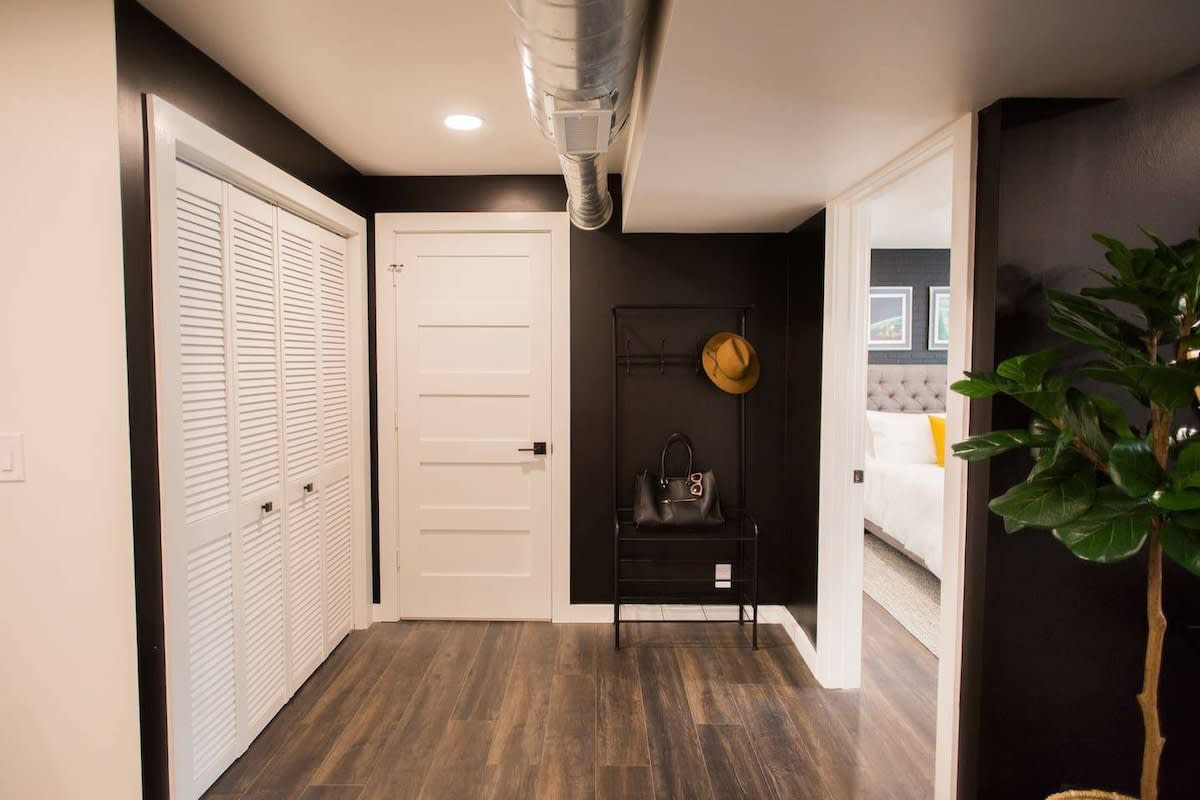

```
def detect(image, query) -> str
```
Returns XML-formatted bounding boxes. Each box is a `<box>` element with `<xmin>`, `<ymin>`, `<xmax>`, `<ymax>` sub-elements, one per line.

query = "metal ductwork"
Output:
<box><xmin>507</xmin><ymin>0</ymin><xmax>650</xmax><ymax>230</ymax></box>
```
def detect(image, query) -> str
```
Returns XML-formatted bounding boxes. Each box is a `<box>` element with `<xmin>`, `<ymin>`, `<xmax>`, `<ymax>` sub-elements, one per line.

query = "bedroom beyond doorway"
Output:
<box><xmin>861</xmin><ymin>153</ymin><xmax>953</xmax><ymax>657</ymax></box>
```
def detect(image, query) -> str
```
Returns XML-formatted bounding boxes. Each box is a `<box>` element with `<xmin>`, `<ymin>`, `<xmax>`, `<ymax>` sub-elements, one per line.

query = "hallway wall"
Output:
<box><xmin>113</xmin><ymin>0</ymin><xmax>364</xmax><ymax>794</ymax></box>
<box><xmin>967</xmin><ymin>67</ymin><xmax>1200</xmax><ymax>798</ymax></box>
<box><xmin>0</xmin><ymin>1</ymin><xmax>142</xmax><ymax>797</ymax></box>
<box><xmin>365</xmin><ymin>177</ymin><xmax>821</xmax><ymax>606</ymax></box>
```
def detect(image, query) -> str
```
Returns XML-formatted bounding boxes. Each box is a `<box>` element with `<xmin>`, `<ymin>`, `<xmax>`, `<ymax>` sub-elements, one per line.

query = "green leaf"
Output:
<box><xmin>989</xmin><ymin>468</ymin><xmax>1096</xmax><ymax>527</ymax></box>
<box><xmin>951</xmin><ymin>371</ymin><xmax>1015</xmax><ymax>399</ymax></box>
<box><xmin>1120</xmin><ymin>365</ymin><xmax>1198</xmax><ymax>410</ymax></box>
<box><xmin>1176</xmin><ymin>440</ymin><xmax>1200</xmax><ymax>475</ymax></box>
<box><xmin>1172</xmin><ymin>510</ymin><xmax>1200</xmax><ymax>529</ymax></box>
<box><xmin>1046</xmin><ymin>290</ymin><xmax>1146</xmax><ymax>359</ymax></box>
<box><xmin>1063</xmin><ymin>390</ymin><xmax>1111</xmax><ymax>459</ymax></box>
<box><xmin>1152</xmin><ymin>489</ymin><xmax>1200</xmax><ymax>511</ymax></box>
<box><xmin>996</xmin><ymin>348</ymin><xmax>1062</xmax><ymax>390</ymax></box>
<box><xmin>1051</xmin><ymin>487</ymin><xmax>1151</xmax><ymax>563</ymax></box>
<box><xmin>1090</xmin><ymin>394</ymin><xmax>1135</xmax><ymax>439</ymax></box>
<box><xmin>1004</xmin><ymin>516</ymin><xmax>1028</xmax><ymax>534</ymax></box>
<box><xmin>1161</xmin><ymin>522</ymin><xmax>1200</xmax><ymax>576</ymax></box>
<box><xmin>1107</xmin><ymin>439</ymin><xmax>1164</xmax><ymax>497</ymax></box>
<box><xmin>1011</xmin><ymin>390</ymin><xmax>1068</xmax><ymax>421</ymax></box>
<box><xmin>952</xmin><ymin>429</ymin><xmax>1058</xmax><ymax>462</ymax></box>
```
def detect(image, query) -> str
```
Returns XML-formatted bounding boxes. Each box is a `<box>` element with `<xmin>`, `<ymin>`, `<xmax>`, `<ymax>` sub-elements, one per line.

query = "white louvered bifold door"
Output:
<box><xmin>163</xmin><ymin>162</ymin><xmax>240</xmax><ymax>798</ymax></box>
<box><xmin>160</xmin><ymin>161</ymin><xmax>355</xmax><ymax>800</ymax></box>
<box><xmin>278</xmin><ymin>208</ymin><xmax>326</xmax><ymax>687</ymax></box>
<box><xmin>228</xmin><ymin>185</ymin><xmax>287</xmax><ymax>743</ymax></box>
<box><xmin>318</xmin><ymin>226</ymin><xmax>353</xmax><ymax>645</ymax></box>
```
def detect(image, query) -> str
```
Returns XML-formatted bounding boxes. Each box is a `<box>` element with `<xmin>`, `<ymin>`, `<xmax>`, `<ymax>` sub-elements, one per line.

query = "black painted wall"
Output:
<box><xmin>966</xmin><ymin>68</ymin><xmax>1200</xmax><ymax>799</ymax></box>
<box><xmin>114</xmin><ymin>1</ymin><xmax>364</xmax><ymax>796</ymax></box>
<box><xmin>784</xmin><ymin>212</ymin><xmax>826</xmax><ymax>639</ymax></box>
<box><xmin>365</xmin><ymin>176</ymin><xmax>820</xmax><ymax>605</ymax></box>
<box><xmin>869</xmin><ymin>249</ymin><xmax>949</xmax><ymax>365</ymax></box>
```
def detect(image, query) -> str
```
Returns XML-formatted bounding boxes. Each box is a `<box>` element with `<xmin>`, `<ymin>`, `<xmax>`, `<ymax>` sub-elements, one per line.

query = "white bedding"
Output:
<box><xmin>863</xmin><ymin>454</ymin><xmax>944</xmax><ymax>578</ymax></box>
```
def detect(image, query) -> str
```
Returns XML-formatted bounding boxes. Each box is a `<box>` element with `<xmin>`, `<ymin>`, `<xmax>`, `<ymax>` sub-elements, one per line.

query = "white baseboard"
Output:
<box><xmin>762</xmin><ymin>605</ymin><xmax>820</xmax><ymax>678</ymax></box>
<box><xmin>371</xmin><ymin>603</ymin><xmax>391</xmax><ymax>623</ymax></box>
<box><xmin>553</xmin><ymin>603</ymin><xmax>612</xmax><ymax>623</ymax></box>
<box><xmin>378</xmin><ymin>601</ymin><xmax>820</xmax><ymax>682</ymax></box>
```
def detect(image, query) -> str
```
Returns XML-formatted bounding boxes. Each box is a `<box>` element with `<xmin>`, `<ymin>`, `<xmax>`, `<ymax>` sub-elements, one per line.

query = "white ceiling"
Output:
<box><xmin>870</xmin><ymin>150</ymin><xmax>952</xmax><ymax>249</ymax></box>
<box><xmin>141</xmin><ymin>0</ymin><xmax>1200</xmax><ymax>231</ymax></box>
<box><xmin>139</xmin><ymin>0</ymin><xmax>624</xmax><ymax>175</ymax></box>
<box><xmin>622</xmin><ymin>0</ymin><xmax>1200</xmax><ymax>232</ymax></box>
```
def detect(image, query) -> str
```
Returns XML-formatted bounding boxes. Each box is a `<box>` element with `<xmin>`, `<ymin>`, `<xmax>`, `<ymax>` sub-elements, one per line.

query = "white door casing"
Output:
<box><xmin>393</xmin><ymin>232</ymin><xmax>552</xmax><ymax>619</ymax></box>
<box><xmin>375</xmin><ymin>212</ymin><xmax>571</xmax><ymax>623</ymax></box>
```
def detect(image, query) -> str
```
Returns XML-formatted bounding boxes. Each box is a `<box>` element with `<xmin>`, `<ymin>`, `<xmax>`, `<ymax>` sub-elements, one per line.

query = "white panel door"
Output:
<box><xmin>392</xmin><ymin>232</ymin><xmax>552</xmax><ymax>619</ymax></box>
<box><xmin>318</xmin><ymin>227</ymin><xmax>354</xmax><ymax>643</ymax></box>
<box><xmin>277</xmin><ymin>208</ymin><xmax>325</xmax><ymax>687</ymax></box>
<box><xmin>162</xmin><ymin>162</ymin><xmax>240</xmax><ymax>797</ymax></box>
<box><xmin>227</xmin><ymin>185</ymin><xmax>287</xmax><ymax>741</ymax></box>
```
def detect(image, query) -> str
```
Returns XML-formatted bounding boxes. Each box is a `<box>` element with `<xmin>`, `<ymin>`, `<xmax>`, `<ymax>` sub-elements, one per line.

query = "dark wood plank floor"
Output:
<box><xmin>204</xmin><ymin>596</ymin><xmax>935</xmax><ymax>799</ymax></box>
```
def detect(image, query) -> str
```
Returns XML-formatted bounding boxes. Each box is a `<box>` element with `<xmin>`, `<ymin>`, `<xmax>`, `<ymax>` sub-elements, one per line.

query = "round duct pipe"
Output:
<box><xmin>507</xmin><ymin>0</ymin><xmax>650</xmax><ymax>230</ymax></box>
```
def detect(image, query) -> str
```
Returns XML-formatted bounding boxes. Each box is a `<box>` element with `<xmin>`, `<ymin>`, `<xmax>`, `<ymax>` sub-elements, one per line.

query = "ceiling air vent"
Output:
<box><xmin>550</xmin><ymin>109</ymin><xmax>614</xmax><ymax>156</ymax></box>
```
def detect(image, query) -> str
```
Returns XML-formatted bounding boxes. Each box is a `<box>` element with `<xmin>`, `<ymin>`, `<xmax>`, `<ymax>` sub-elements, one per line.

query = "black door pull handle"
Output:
<box><xmin>517</xmin><ymin>442</ymin><xmax>548</xmax><ymax>455</ymax></box>
<box><xmin>261</xmin><ymin>501</ymin><xmax>273</xmax><ymax>514</ymax></box>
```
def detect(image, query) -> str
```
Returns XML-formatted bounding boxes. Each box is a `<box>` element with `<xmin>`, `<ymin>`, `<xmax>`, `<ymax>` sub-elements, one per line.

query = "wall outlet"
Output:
<box><xmin>715</xmin><ymin>562</ymin><xmax>731</xmax><ymax>589</ymax></box>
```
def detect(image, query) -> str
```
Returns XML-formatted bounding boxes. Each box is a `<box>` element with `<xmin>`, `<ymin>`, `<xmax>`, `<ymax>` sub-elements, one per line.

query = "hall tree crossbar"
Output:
<box><xmin>611</xmin><ymin>304</ymin><xmax>760</xmax><ymax>649</ymax></box>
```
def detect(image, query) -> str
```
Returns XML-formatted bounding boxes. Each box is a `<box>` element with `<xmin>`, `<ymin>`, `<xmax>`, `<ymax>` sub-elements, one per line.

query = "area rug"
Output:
<box><xmin>863</xmin><ymin>532</ymin><xmax>941</xmax><ymax>655</ymax></box>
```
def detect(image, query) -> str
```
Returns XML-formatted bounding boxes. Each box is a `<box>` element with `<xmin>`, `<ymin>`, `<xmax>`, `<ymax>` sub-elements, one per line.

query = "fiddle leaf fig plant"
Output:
<box><xmin>952</xmin><ymin>228</ymin><xmax>1200</xmax><ymax>800</ymax></box>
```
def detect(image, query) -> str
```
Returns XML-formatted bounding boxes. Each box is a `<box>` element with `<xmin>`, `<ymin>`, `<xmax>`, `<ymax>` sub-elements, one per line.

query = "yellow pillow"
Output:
<box><xmin>928</xmin><ymin>415</ymin><xmax>946</xmax><ymax>468</ymax></box>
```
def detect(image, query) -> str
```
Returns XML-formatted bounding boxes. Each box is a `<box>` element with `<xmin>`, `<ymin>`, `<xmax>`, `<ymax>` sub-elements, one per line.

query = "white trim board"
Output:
<box><xmin>146</xmin><ymin>96</ymin><xmax>371</xmax><ymax>799</ymax></box>
<box><xmin>815</xmin><ymin>114</ymin><xmax>976</xmax><ymax>800</ymax></box>
<box><xmin>373</xmin><ymin>212</ymin><xmax>571</xmax><ymax>623</ymax></box>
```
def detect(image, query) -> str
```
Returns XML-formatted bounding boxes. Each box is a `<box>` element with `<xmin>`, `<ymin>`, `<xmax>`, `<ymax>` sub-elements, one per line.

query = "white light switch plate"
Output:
<box><xmin>0</xmin><ymin>433</ymin><xmax>25</xmax><ymax>482</ymax></box>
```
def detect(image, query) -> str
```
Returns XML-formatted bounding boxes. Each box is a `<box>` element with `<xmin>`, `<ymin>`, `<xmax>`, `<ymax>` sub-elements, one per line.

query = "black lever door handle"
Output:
<box><xmin>517</xmin><ymin>442</ymin><xmax>548</xmax><ymax>455</ymax></box>
<box><xmin>261</xmin><ymin>501</ymin><xmax>274</xmax><ymax>514</ymax></box>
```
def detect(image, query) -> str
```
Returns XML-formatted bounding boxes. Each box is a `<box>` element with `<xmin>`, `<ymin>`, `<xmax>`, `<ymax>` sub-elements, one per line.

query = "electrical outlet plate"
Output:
<box><xmin>715</xmin><ymin>563</ymin><xmax>732</xmax><ymax>580</ymax></box>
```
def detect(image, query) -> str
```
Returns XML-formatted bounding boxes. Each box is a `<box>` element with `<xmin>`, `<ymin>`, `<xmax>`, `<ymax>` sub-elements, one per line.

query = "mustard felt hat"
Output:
<box><xmin>702</xmin><ymin>332</ymin><xmax>760</xmax><ymax>394</ymax></box>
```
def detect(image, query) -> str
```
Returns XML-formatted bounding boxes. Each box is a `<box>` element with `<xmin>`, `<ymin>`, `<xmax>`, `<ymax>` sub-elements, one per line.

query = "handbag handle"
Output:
<box><xmin>660</xmin><ymin>433</ymin><xmax>695</xmax><ymax>483</ymax></box>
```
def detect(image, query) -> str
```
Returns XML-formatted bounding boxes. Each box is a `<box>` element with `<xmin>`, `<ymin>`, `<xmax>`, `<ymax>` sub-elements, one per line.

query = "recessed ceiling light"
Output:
<box><xmin>444</xmin><ymin>114</ymin><xmax>484</xmax><ymax>131</ymax></box>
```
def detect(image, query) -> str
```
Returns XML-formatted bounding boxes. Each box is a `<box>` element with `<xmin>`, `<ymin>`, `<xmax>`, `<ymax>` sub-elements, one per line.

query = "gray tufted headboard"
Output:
<box><xmin>866</xmin><ymin>364</ymin><xmax>947</xmax><ymax>412</ymax></box>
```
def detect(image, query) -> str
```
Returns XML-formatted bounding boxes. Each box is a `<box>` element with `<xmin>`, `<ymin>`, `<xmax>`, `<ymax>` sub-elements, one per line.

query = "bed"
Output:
<box><xmin>864</xmin><ymin>364</ymin><xmax>947</xmax><ymax>578</ymax></box>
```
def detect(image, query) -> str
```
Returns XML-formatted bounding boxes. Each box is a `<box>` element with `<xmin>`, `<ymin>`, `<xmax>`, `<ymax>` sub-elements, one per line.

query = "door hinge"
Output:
<box><xmin>393</xmin><ymin>407</ymin><xmax>399</xmax><ymax>430</ymax></box>
<box><xmin>853</xmin><ymin>469</ymin><xmax>864</xmax><ymax>484</ymax></box>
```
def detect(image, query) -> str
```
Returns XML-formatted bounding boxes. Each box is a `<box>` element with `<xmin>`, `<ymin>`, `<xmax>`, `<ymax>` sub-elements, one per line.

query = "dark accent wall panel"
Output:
<box><xmin>968</xmin><ymin>68</ymin><xmax>1200</xmax><ymax>799</ymax></box>
<box><xmin>783</xmin><ymin>211</ymin><xmax>826</xmax><ymax>639</ymax></box>
<box><xmin>366</xmin><ymin>176</ymin><xmax>820</xmax><ymax>606</ymax></box>
<box><xmin>115</xmin><ymin>2</ymin><xmax>364</xmax><ymax>797</ymax></box>
<box><xmin>868</xmin><ymin>248</ymin><xmax>949</xmax><ymax>365</ymax></box>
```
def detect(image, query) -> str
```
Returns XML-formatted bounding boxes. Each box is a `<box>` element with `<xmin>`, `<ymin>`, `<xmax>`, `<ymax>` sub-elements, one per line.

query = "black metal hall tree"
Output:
<box><xmin>611</xmin><ymin>304</ymin><xmax>760</xmax><ymax>649</ymax></box>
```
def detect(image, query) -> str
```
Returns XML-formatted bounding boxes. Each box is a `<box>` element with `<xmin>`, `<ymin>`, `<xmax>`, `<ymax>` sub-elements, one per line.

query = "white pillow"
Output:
<box><xmin>866</xmin><ymin>410</ymin><xmax>937</xmax><ymax>464</ymax></box>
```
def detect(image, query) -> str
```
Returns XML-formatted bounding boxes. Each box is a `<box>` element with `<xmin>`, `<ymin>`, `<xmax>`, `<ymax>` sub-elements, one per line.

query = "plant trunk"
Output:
<box><xmin>1138</xmin><ymin>526</ymin><xmax>1166</xmax><ymax>800</ymax></box>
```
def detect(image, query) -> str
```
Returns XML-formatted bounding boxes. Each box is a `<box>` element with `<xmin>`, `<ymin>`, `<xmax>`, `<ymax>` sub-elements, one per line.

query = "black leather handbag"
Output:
<box><xmin>633</xmin><ymin>433</ymin><xmax>725</xmax><ymax>529</ymax></box>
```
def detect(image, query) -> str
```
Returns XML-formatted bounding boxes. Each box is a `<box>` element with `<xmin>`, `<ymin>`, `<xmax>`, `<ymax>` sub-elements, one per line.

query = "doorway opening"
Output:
<box><xmin>814</xmin><ymin>115</ymin><xmax>976</xmax><ymax>800</ymax></box>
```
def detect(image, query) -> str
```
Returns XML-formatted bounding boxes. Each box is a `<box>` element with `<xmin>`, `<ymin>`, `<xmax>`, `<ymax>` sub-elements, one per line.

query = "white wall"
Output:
<box><xmin>0</xmin><ymin>1</ymin><xmax>143</xmax><ymax>798</ymax></box>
